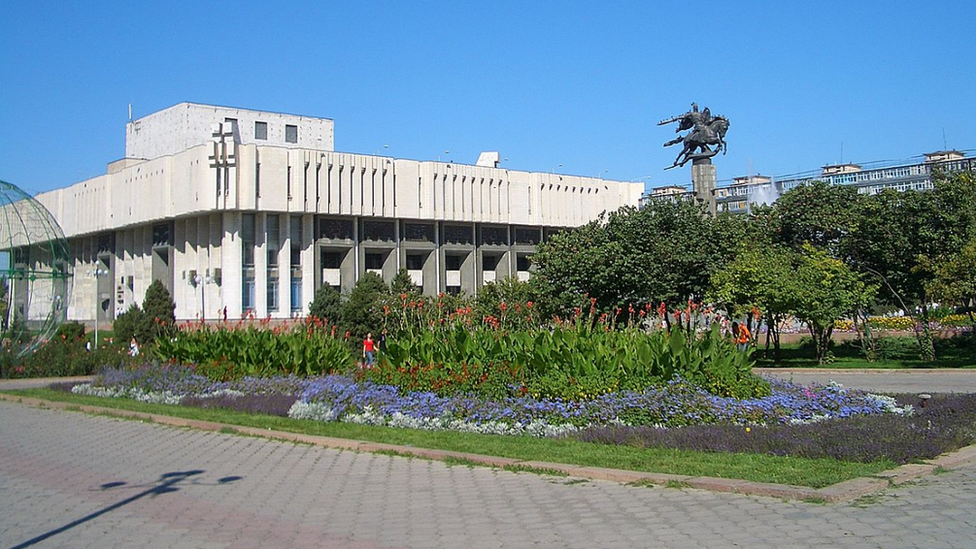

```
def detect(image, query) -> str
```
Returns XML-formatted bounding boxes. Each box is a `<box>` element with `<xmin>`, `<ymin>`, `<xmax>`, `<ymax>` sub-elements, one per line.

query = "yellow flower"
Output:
<box><xmin>745</xmin><ymin>427</ymin><xmax>751</xmax><ymax>433</ymax></box>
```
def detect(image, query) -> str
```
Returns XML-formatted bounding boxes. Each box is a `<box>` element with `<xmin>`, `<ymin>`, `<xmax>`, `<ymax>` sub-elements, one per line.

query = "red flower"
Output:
<box><xmin>500</xmin><ymin>302</ymin><xmax>508</xmax><ymax>312</ymax></box>
<box><xmin>526</xmin><ymin>301</ymin><xmax>533</xmax><ymax>309</ymax></box>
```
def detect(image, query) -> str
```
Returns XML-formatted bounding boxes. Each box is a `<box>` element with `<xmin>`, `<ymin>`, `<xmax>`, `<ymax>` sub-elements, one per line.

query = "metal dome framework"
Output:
<box><xmin>0</xmin><ymin>179</ymin><xmax>72</xmax><ymax>356</ymax></box>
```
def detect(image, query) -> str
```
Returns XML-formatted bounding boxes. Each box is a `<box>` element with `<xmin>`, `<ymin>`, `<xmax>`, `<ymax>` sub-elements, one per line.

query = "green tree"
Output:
<box><xmin>844</xmin><ymin>178</ymin><xmax>975</xmax><ymax>359</ymax></box>
<box><xmin>340</xmin><ymin>272</ymin><xmax>389</xmax><ymax>338</ymax></box>
<box><xmin>709</xmin><ymin>244</ymin><xmax>796</xmax><ymax>360</ymax></box>
<box><xmin>925</xmin><ymin>235</ymin><xmax>976</xmax><ymax>329</ymax></box>
<box><xmin>475</xmin><ymin>276</ymin><xmax>540</xmax><ymax>326</ymax></box>
<box><xmin>390</xmin><ymin>268</ymin><xmax>419</xmax><ymax>296</ymax></box>
<box><xmin>532</xmin><ymin>200</ymin><xmax>735</xmax><ymax>316</ymax></box>
<box><xmin>142</xmin><ymin>280</ymin><xmax>176</xmax><ymax>341</ymax></box>
<box><xmin>112</xmin><ymin>304</ymin><xmax>147</xmax><ymax>349</ymax></box>
<box><xmin>308</xmin><ymin>285</ymin><xmax>343</xmax><ymax>325</ymax></box>
<box><xmin>789</xmin><ymin>245</ymin><xmax>875</xmax><ymax>364</ymax></box>
<box><xmin>770</xmin><ymin>181</ymin><xmax>861</xmax><ymax>255</ymax></box>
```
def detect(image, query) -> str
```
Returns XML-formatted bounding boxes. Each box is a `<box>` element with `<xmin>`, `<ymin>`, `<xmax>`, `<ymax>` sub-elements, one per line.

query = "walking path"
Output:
<box><xmin>754</xmin><ymin>368</ymin><xmax>976</xmax><ymax>394</ymax></box>
<box><xmin>2</xmin><ymin>398</ymin><xmax>976</xmax><ymax>548</ymax></box>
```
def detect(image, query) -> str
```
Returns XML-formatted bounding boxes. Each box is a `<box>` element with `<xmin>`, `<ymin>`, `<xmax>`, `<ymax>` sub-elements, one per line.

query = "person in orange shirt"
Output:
<box><xmin>735</xmin><ymin>321</ymin><xmax>751</xmax><ymax>352</ymax></box>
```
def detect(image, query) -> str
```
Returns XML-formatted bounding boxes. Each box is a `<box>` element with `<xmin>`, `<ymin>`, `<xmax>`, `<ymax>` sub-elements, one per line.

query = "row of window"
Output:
<box><xmin>241</xmin><ymin>276</ymin><xmax>302</xmax><ymax>313</ymax></box>
<box><xmin>253</xmin><ymin>120</ymin><xmax>298</xmax><ymax>144</ymax></box>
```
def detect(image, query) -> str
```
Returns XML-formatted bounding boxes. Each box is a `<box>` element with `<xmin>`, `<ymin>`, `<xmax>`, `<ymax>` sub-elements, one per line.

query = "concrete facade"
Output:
<box><xmin>36</xmin><ymin>103</ymin><xmax>642</xmax><ymax>322</ymax></box>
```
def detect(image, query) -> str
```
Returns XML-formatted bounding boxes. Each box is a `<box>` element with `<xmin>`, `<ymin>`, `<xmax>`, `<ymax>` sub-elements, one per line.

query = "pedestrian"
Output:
<box><xmin>362</xmin><ymin>332</ymin><xmax>375</xmax><ymax>367</ymax></box>
<box><xmin>378</xmin><ymin>329</ymin><xmax>387</xmax><ymax>352</ymax></box>
<box><xmin>735</xmin><ymin>321</ymin><xmax>751</xmax><ymax>352</ymax></box>
<box><xmin>222</xmin><ymin>306</ymin><xmax>228</xmax><ymax>323</ymax></box>
<box><xmin>128</xmin><ymin>336</ymin><xmax>140</xmax><ymax>357</ymax></box>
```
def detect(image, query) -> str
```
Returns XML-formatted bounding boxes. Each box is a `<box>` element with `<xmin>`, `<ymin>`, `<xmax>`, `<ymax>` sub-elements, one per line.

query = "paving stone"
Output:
<box><xmin>3</xmin><ymin>400</ymin><xmax>976</xmax><ymax>548</ymax></box>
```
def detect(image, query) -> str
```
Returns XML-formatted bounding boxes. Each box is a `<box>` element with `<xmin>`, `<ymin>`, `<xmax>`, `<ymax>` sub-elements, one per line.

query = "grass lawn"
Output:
<box><xmin>754</xmin><ymin>337</ymin><xmax>976</xmax><ymax>369</ymax></box>
<box><xmin>8</xmin><ymin>388</ymin><xmax>892</xmax><ymax>489</ymax></box>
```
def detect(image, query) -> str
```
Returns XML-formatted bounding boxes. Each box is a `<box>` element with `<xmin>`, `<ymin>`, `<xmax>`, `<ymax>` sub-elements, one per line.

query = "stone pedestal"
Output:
<box><xmin>691</xmin><ymin>159</ymin><xmax>717</xmax><ymax>215</ymax></box>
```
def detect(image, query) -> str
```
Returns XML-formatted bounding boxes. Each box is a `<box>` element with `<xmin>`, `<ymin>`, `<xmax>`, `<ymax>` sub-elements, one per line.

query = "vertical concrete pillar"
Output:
<box><xmin>221</xmin><ymin>212</ymin><xmax>242</xmax><ymax>319</ymax></box>
<box><xmin>254</xmin><ymin>212</ymin><xmax>268</xmax><ymax>318</ymax></box>
<box><xmin>301</xmin><ymin>214</ymin><xmax>315</xmax><ymax>315</ymax></box>
<box><xmin>691</xmin><ymin>159</ymin><xmax>717</xmax><ymax>216</ymax></box>
<box><xmin>277</xmin><ymin>213</ymin><xmax>290</xmax><ymax>318</ymax></box>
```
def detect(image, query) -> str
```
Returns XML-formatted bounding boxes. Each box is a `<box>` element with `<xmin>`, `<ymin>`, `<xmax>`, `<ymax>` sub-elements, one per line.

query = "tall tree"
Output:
<box><xmin>308</xmin><ymin>285</ymin><xmax>343</xmax><ymax>326</ymax></box>
<box><xmin>390</xmin><ymin>268</ymin><xmax>419</xmax><ymax>296</ymax></box>
<box><xmin>770</xmin><ymin>181</ymin><xmax>861</xmax><ymax>255</ymax></box>
<box><xmin>789</xmin><ymin>245</ymin><xmax>875</xmax><ymax>364</ymax></box>
<box><xmin>532</xmin><ymin>200</ymin><xmax>734</xmax><ymax>315</ymax></box>
<box><xmin>341</xmin><ymin>272</ymin><xmax>389</xmax><ymax>338</ymax></box>
<box><xmin>709</xmin><ymin>244</ymin><xmax>796</xmax><ymax>359</ymax></box>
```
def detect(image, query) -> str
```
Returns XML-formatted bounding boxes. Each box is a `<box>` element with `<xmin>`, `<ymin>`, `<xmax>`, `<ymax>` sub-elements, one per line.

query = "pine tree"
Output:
<box><xmin>141</xmin><ymin>279</ymin><xmax>177</xmax><ymax>342</ymax></box>
<box><xmin>341</xmin><ymin>272</ymin><xmax>389</xmax><ymax>338</ymax></box>
<box><xmin>390</xmin><ymin>268</ymin><xmax>418</xmax><ymax>295</ymax></box>
<box><xmin>308</xmin><ymin>285</ymin><xmax>343</xmax><ymax>325</ymax></box>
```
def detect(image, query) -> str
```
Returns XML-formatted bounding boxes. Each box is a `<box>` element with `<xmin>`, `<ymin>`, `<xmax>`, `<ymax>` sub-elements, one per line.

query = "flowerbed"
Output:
<box><xmin>576</xmin><ymin>392</ymin><xmax>976</xmax><ymax>464</ymax></box>
<box><xmin>72</xmin><ymin>365</ymin><xmax>910</xmax><ymax>438</ymax></box>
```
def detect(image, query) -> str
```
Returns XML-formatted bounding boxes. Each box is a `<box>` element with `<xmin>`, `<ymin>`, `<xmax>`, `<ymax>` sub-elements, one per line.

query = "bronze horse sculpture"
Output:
<box><xmin>658</xmin><ymin>104</ymin><xmax>730</xmax><ymax>169</ymax></box>
<box><xmin>664</xmin><ymin>116</ymin><xmax>729</xmax><ymax>169</ymax></box>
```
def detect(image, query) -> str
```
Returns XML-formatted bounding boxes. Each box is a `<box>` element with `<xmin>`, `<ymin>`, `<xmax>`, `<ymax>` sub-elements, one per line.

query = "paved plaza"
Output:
<box><xmin>2</xmin><ymin>399</ymin><xmax>975</xmax><ymax>549</ymax></box>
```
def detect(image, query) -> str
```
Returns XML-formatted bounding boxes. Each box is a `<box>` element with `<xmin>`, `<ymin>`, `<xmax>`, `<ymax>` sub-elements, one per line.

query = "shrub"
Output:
<box><xmin>112</xmin><ymin>304</ymin><xmax>147</xmax><ymax>348</ymax></box>
<box><xmin>389</xmin><ymin>268</ymin><xmax>418</xmax><ymax>295</ymax></box>
<box><xmin>341</xmin><ymin>272</ymin><xmax>388</xmax><ymax>338</ymax></box>
<box><xmin>308</xmin><ymin>285</ymin><xmax>343</xmax><ymax>326</ymax></box>
<box><xmin>0</xmin><ymin>329</ymin><xmax>128</xmax><ymax>379</ymax></box>
<box><xmin>155</xmin><ymin>320</ymin><xmax>356</xmax><ymax>380</ymax></box>
<box><xmin>364</xmin><ymin>314</ymin><xmax>768</xmax><ymax>401</ymax></box>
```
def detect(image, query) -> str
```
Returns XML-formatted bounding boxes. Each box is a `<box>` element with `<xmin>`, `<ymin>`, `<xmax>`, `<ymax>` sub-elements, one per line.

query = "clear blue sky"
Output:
<box><xmin>2</xmin><ymin>1</ymin><xmax>974</xmax><ymax>196</ymax></box>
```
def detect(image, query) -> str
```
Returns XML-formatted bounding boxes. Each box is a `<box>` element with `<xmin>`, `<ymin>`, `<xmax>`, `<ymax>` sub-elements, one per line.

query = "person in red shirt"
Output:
<box><xmin>363</xmin><ymin>332</ymin><xmax>376</xmax><ymax>367</ymax></box>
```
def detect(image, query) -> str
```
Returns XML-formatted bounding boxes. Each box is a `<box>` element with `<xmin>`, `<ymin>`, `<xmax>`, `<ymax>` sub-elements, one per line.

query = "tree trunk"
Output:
<box><xmin>919</xmin><ymin>303</ymin><xmax>936</xmax><ymax>361</ymax></box>
<box><xmin>809</xmin><ymin>323</ymin><xmax>833</xmax><ymax>364</ymax></box>
<box><xmin>764</xmin><ymin>312</ymin><xmax>772</xmax><ymax>359</ymax></box>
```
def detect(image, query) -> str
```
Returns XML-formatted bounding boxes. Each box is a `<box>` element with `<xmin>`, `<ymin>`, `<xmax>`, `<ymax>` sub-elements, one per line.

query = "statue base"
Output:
<box><xmin>691</xmin><ymin>159</ymin><xmax>717</xmax><ymax>215</ymax></box>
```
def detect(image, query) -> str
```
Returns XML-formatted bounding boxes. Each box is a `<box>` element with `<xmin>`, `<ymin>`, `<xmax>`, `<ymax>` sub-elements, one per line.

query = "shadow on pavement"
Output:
<box><xmin>6</xmin><ymin>469</ymin><xmax>243</xmax><ymax>549</ymax></box>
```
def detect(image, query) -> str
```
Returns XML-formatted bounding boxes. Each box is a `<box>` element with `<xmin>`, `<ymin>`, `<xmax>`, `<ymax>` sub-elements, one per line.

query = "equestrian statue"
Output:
<box><xmin>658</xmin><ymin>103</ymin><xmax>730</xmax><ymax>169</ymax></box>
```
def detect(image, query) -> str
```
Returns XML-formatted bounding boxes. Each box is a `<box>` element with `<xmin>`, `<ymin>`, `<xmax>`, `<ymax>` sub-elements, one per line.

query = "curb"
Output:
<box><xmin>2</xmin><ymin>392</ymin><xmax>974</xmax><ymax>504</ymax></box>
<box><xmin>754</xmin><ymin>368</ymin><xmax>976</xmax><ymax>376</ymax></box>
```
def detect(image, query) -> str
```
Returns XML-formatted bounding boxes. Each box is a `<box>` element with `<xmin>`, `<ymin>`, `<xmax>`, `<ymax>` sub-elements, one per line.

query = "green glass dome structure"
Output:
<box><xmin>0</xmin><ymin>179</ymin><xmax>72</xmax><ymax>356</ymax></box>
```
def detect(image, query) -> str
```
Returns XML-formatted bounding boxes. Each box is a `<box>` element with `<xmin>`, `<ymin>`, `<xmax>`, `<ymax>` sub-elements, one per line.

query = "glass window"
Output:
<box><xmin>318</xmin><ymin>218</ymin><xmax>354</xmax><ymax>240</ymax></box>
<box><xmin>242</xmin><ymin>276</ymin><xmax>255</xmax><ymax>310</ymax></box>
<box><xmin>365</xmin><ymin>253</ymin><xmax>384</xmax><ymax>270</ymax></box>
<box><xmin>404</xmin><ymin>223</ymin><xmax>435</xmax><ymax>242</ymax></box>
<box><xmin>321</xmin><ymin>251</ymin><xmax>342</xmax><ymax>269</ymax></box>
<box><xmin>285</xmin><ymin>124</ymin><xmax>298</xmax><ymax>143</ymax></box>
<box><xmin>446</xmin><ymin>254</ymin><xmax>463</xmax><ymax>271</ymax></box>
<box><xmin>290</xmin><ymin>279</ymin><xmax>302</xmax><ymax>313</ymax></box>
<box><xmin>406</xmin><ymin>254</ymin><xmax>424</xmax><ymax>270</ymax></box>
<box><xmin>514</xmin><ymin>227</ymin><xmax>540</xmax><ymax>245</ymax></box>
<box><xmin>255</xmin><ymin>121</ymin><xmax>268</xmax><ymax>140</ymax></box>
<box><xmin>267</xmin><ymin>278</ymin><xmax>279</xmax><ymax>311</ymax></box>
<box><xmin>290</xmin><ymin>216</ymin><xmax>302</xmax><ymax>267</ymax></box>
<box><xmin>443</xmin><ymin>224</ymin><xmax>473</xmax><ymax>245</ymax></box>
<box><xmin>363</xmin><ymin>220</ymin><xmax>395</xmax><ymax>241</ymax></box>
<box><xmin>481</xmin><ymin>226</ymin><xmax>507</xmax><ymax>246</ymax></box>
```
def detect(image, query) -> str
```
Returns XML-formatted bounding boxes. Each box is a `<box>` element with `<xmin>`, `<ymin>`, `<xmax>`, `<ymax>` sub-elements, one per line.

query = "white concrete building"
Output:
<box><xmin>36</xmin><ymin>103</ymin><xmax>642</xmax><ymax>323</ymax></box>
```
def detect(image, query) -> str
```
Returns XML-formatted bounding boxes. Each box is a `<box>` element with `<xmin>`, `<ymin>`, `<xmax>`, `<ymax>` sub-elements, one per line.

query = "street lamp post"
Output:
<box><xmin>86</xmin><ymin>268</ymin><xmax>108</xmax><ymax>347</ymax></box>
<box><xmin>190</xmin><ymin>273</ymin><xmax>213</xmax><ymax>322</ymax></box>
